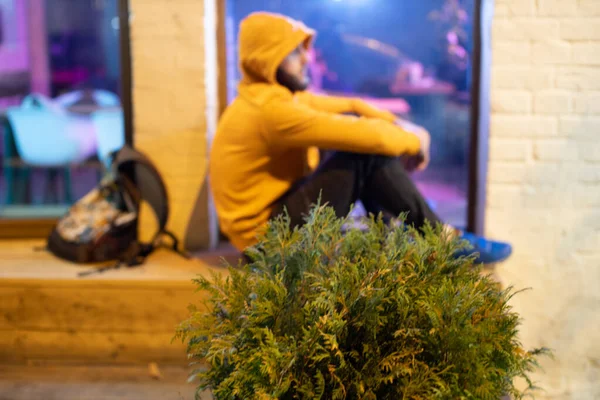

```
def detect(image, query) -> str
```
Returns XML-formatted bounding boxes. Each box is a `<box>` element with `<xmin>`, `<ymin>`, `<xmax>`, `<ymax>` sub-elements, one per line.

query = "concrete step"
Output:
<box><xmin>0</xmin><ymin>364</ymin><xmax>210</xmax><ymax>400</ymax></box>
<box><xmin>0</xmin><ymin>240</ymin><xmax>238</xmax><ymax>365</ymax></box>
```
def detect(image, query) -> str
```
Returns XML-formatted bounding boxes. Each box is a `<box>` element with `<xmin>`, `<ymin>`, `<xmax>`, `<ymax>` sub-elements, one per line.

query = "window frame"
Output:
<box><xmin>467</xmin><ymin>0</ymin><xmax>492</xmax><ymax>235</ymax></box>
<box><xmin>216</xmin><ymin>0</ymin><xmax>491</xmax><ymax>235</ymax></box>
<box><xmin>0</xmin><ymin>0</ymin><xmax>134</xmax><ymax>239</ymax></box>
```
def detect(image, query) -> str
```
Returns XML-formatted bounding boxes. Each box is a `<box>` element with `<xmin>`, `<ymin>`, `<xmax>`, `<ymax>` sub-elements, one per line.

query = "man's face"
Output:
<box><xmin>277</xmin><ymin>45</ymin><xmax>310</xmax><ymax>92</ymax></box>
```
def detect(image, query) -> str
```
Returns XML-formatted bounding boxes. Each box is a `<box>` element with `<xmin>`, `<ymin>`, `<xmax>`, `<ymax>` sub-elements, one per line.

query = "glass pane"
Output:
<box><xmin>0</xmin><ymin>0</ymin><xmax>124</xmax><ymax>219</ymax></box>
<box><xmin>226</xmin><ymin>0</ymin><xmax>474</xmax><ymax>228</ymax></box>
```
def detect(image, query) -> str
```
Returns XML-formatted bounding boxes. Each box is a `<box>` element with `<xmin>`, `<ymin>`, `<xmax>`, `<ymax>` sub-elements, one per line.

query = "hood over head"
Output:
<box><xmin>238</xmin><ymin>12</ymin><xmax>315</xmax><ymax>85</ymax></box>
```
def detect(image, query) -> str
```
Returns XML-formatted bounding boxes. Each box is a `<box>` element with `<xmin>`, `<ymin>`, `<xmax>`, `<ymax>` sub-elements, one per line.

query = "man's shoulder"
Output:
<box><xmin>237</xmin><ymin>83</ymin><xmax>295</xmax><ymax>109</ymax></box>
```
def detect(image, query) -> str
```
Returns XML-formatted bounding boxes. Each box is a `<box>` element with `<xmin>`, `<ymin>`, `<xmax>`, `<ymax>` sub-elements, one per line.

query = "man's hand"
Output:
<box><xmin>395</xmin><ymin>119</ymin><xmax>431</xmax><ymax>172</ymax></box>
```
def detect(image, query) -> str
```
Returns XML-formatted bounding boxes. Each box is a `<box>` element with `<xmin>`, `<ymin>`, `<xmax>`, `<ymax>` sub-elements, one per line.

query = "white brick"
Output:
<box><xmin>532</xmin><ymin>41</ymin><xmax>572</xmax><ymax>65</ymax></box>
<box><xmin>175</xmin><ymin>46</ymin><xmax>206</xmax><ymax>70</ymax></box>
<box><xmin>533</xmin><ymin>140</ymin><xmax>579</xmax><ymax>161</ymax></box>
<box><xmin>574</xmin><ymin>94</ymin><xmax>588</xmax><ymax>114</ymax></box>
<box><xmin>487</xmin><ymin>185</ymin><xmax>522</xmax><ymax>209</ymax></box>
<box><xmin>579</xmin><ymin>210</ymin><xmax>600</xmax><ymax>229</ymax></box>
<box><xmin>131</xmin><ymin>4</ymin><xmax>204</xmax><ymax>38</ymax></box>
<box><xmin>492</xmin><ymin>67</ymin><xmax>555</xmax><ymax>91</ymax></box>
<box><xmin>528</xmin><ymin>163</ymin><xmax>564</xmax><ymax>186</ymax></box>
<box><xmin>580</xmin><ymin>166</ymin><xmax>600</xmax><ymax>183</ymax></box>
<box><xmin>553</xmin><ymin>164</ymin><xmax>586</xmax><ymax>190</ymax></box>
<box><xmin>494</xmin><ymin>41</ymin><xmax>532</xmax><ymax>65</ymax></box>
<box><xmin>494</xmin><ymin>0</ymin><xmax>536</xmax><ymax>17</ymax></box>
<box><xmin>576</xmin><ymin>231</ymin><xmax>600</xmax><ymax>253</ymax></box>
<box><xmin>487</xmin><ymin>210</ymin><xmax>553</xmax><ymax>236</ymax></box>
<box><xmin>522</xmin><ymin>185</ymin><xmax>568</xmax><ymax>209</ymax></box>
<box><xmin>489</xmin><ymin>138</ymin><xmax>531</xmax><ymax>161</ymax></box>
<box><xmin>579</xmin><ymin>0</ymin><xmax>600</xmax><ymax>16</ymax></box>
<box><xmin>574</xmin><ymin>186</ymin><xmax>600</xmax><ymax>207</ymax></box>
<box><xmin>488</xmin><ymin>163</ymin><xmax>526</xmax><ymax>184</ymax></box>
<box><xmin>488</xmin><ymin>163</ymin><xmax>566</xmax><ymax>186</ymax></box>
<box><xmin>580</xmin><ymin>141</ymin><xmax>600</xmax><ymax>162</ymax></box>
<box><xmin>574</xmin><ymin>93</ymin><xmax>600</xmax><ymax>114</ymax></box>
<box><xmin>491</xmin><ymin>90</ymin><xmax>532</xmax><ymax>114</ymax></box>
<box><xmin>495</xmin><ymin>4</ymin><xmax>510</xmax><ymax>18</ymax></box>
<box><xmin>493</xmin><ymin>19</ymin><xmax>559</xmax><ymax>41</ymax></box>
<box><xmin>560</xmin><ymin>19</ymin><xmax>600</xmax><ymax>40</ymax></box>
<box><xmin>131</xmin><ymin>38</ymin><xmax>177</xmax><ymax>68</ymax></box>
<box><xmin>538</xmin><ymin>0</ymin><xmax>579</xmax><ymax>16</ymax></box>
<box><xmin>534</xmin><ymin>91</ymin><xmax>574</xmax><ymax>114</ymax></box>
<box><xmin>491</xmin><ymin>115</ymin><xmax>558</xmax><ymax>137</ymax></box>
<box><xmin>132</xmin><ymin>88</ymin><xmax>172</xmax><ymax>130</ymax></box>
<box><xmin>557</xmin><ymin>67</ymin><xmax>600</xmax><ymax>90</ymax></box>
<box><xmin>573</xmin><ymin>43</ymin><xmax>600</xmax><ymax>65</ymax></box>
<box><xmin>560</xmin><ymin>116</ymin><xmax>600</xmax><ymax>138</ymax></box>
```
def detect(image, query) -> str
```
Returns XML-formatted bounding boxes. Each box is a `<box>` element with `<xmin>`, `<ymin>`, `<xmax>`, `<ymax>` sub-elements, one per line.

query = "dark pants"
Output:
<box><xmin>270</xmin><ymin>152</ymin><xmax>442</xmax><ymax>230</ymax></box>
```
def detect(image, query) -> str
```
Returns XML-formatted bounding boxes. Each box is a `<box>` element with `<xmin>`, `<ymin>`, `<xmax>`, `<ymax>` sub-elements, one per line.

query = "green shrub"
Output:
<box><xmin>176</xmin><ymin>205</ymin><xmax>548</xmax><ymax>399</ymax></box>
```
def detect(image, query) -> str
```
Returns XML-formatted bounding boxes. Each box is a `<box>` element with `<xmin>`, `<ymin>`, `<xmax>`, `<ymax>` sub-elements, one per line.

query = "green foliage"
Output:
<box><xmin>175</xmin><ymin>205</ymin><xmax>549</xmax><ymax>400</ymax></box>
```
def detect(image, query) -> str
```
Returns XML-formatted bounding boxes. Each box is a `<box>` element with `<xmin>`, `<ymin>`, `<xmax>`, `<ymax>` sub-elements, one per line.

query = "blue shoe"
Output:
<box><xmin>455</xmin><ymin>232</ymin><xmax>513</xmax><ymax>264</ymax></box>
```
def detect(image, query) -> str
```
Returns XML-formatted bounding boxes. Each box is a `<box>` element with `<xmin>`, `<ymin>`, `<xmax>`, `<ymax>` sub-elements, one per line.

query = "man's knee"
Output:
<box><xmin>330</xmin><ymin>151</ymin><xmax>394</xmax><ymax>166</ymax></box>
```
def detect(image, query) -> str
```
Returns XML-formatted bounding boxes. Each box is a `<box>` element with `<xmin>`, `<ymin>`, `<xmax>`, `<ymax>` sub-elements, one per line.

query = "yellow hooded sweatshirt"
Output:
<box><xmin>209</xmin><ymin>12</ymin><xmax>422</xmax><ymax>251</ymax></box>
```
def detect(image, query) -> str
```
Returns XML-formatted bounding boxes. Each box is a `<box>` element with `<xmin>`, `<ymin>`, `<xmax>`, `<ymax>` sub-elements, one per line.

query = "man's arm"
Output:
<box><xmin>262</xmin><ymin>98</ymin><xmax>421</xmax><ymax>157</ymax></box>
<box><xmin>295</xmin><ymin>91</ymin><xmax>398</xmax><ymax>122</ymax></box>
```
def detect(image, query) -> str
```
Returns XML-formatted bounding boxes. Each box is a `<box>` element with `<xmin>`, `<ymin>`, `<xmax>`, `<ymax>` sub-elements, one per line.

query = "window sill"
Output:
<box><xmin>0</xmin><ymin>218</ymin><xmax>56</xmax><ymax>239</ymax></box>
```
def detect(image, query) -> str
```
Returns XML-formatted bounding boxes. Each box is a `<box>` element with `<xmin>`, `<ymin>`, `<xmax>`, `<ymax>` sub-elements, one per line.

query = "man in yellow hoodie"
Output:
<box><xmin>209</xmin><ymin>12</ymin><xmax>511</xmax><ymax>264</ymax></box>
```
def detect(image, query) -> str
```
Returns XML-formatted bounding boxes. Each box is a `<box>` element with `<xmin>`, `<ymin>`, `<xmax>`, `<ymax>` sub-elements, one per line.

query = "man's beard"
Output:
<box><xmin>276</xmin><ymin>68</ymin><xmax>309</xmax><ymax>93</ymax></box>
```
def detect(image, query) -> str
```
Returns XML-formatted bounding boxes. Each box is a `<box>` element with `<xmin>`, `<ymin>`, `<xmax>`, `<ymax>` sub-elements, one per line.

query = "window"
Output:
<box><xmin>0</xmin><ymin>0</ymin><xmax>127</xmax><ymax>230</ymax></box>
<box><xmin>223</xmin><ymin>0</ymin><xmax>480</xmax><ymax>230</ymax></box>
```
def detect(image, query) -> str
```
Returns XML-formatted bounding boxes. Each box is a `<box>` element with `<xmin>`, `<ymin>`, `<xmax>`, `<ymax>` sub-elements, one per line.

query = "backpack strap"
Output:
<box><xmin>113</xmin><ymin>145</ymin><xmax>190</xmax><ymax>257</ymax></box>
<box><xmin>156</xmin><ymin>229</ymin><xmax>191</xmax><ymax>259</ymax></box>
<box><xmin>112</xmin><ymin>146</ymin><xmax>170</xmax><ymax>229</ymax></box>
<box><xmin>78</xmin><ymin>231</ymin><xmax>191</xmax><ymax>278</ymax></box>
<box><xmin>125</xmin><ymin>229</ymin><xmax>190</xmax><ymax>266</ymax></box>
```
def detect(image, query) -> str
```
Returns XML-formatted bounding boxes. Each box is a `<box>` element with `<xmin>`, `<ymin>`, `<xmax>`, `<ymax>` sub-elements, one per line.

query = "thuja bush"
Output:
<box><xmin>176</xmin><ymin>205</ymin><xmax>548</xmax><ymax>400</ymax></box>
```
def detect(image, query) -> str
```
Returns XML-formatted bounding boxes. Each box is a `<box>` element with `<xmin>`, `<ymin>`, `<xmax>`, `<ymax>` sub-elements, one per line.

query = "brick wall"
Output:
<box><xmin>489</xmin><ymin>1</ymin><xmax>600</xmax><ymax>398</ymax></box>
<box><xmin>129</xmin><ymin>0</ymin><xmax>216</xmax><ymax>249</ymax></box>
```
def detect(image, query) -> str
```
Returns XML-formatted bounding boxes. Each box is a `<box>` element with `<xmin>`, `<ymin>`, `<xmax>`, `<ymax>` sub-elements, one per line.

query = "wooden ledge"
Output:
<box><xmin>0</xmin><ymin>240</ymin><xmax>239</xmax><ymax>365</ymax></box>
<box><xmin>0</xmin><ymin>240</ymin><xmax>236</xmax><ymax>282</ymax></box>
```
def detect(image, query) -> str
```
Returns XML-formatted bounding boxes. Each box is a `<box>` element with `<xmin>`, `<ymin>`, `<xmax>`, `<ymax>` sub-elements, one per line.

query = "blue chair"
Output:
<box><xmin>1</xmin><ymin>115</ymin><xmax>31</xmax><ymax>205</ymax></box>
<box><xmin>6</xmin><ymin>95</ymin><xmax>94</xmax><ymax>166</ymax></box>
<box><xmin>91</xmin><ymin>109</ymin><xmax>125</xmax><ymax>168</ymax></box>
<box><xmin>3</xmin><ymin>93</ymin><xmax>97</xmax><ymax>205</ymax></box>
<box><xmin>54</xmin><ymin>89</ymin><xmax>121</xmax><ymax>108</ymax></box>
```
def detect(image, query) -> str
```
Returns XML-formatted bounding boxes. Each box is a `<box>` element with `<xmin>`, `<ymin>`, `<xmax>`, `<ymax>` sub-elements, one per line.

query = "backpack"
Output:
<box><xmin>46</xmin><ymin>145</ymin><xmax>187</xmax><ymax>276</ymax></box>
